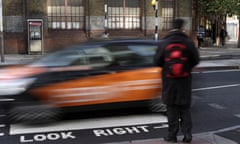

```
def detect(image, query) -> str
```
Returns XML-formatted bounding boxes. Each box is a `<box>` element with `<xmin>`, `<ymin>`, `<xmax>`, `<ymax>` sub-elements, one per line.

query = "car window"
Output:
<box><xmin>81</xmin><ymin>46</ymin><xmax>114</xmax><ymax>68</ymax></box>
<box><xmin>127</xmin><ymin>44</ymin><xmax>158</xmax><ymax>65</ymax></box>
<box><xmin>83</xmin><ymin>47</ymin><xmax>110</xmax><ymax>54</ymax></box>
<box><xmin>88</xmin><ymin>56</ymin><xmax>106</xmax><ymax>63</ymax></box>
<box><xmin>85</xmin><ymin>55</ymin><xmax>112</xmax><ymax>68</ymax></box>
<box><xmin>128</xmin><ymin>45</ymin><xmax>157</xmax><ymax>56</ymax></box>
<box><xmin>103</xmin><ymin>43</ymin><xmax>157</xmax><ymax>66</ymax></box>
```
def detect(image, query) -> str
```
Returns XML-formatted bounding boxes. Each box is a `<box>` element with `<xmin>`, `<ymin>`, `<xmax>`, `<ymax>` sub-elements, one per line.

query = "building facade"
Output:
<box><xmin>2</xmin><ymin>0</ymin><xmax>194</xmax><ymax>54</ymax></box>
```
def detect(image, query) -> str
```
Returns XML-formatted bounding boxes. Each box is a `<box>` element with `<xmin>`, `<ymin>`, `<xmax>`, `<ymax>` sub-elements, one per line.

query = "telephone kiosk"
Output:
<box><xmin>27</xmin><ymin>19</ymin><xmax>43</xmax><ymax>54</ymax></box>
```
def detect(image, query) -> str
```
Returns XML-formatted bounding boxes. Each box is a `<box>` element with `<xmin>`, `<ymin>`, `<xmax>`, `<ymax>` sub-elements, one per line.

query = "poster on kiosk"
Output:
<box><xmin>27</xmin><ymin>19</ymin><xmax>43</xmax><ymax>54</ymax></box>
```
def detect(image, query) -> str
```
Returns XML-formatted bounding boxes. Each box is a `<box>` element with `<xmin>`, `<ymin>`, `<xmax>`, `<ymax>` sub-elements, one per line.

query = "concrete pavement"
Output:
<box><xmin>0</xmin><ymin>41</ymin><xmax>240</xmax><ymax>144</ymax></box>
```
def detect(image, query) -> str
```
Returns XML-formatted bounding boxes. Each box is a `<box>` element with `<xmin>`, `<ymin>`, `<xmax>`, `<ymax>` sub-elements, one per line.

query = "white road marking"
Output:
<box><xmin>153</xmin><ymin>124</ymin><xmax>168</xmax><ymax>129</ymax></box>
<box><xmin>208</xmin><ymin>103</ymin><xmax>226</xmax><ymax>110</ymax></box>
<box><xmin>192</xmin><ymin>84</ymin><xmax>240</xmax><ymax>91</ymax></box>
<box><xmin>0</xmin><ymin>98</ymin><xmax>15</xmax><ymax>102</ymax></box>
<box><xmin>0</xmin><ymin>115</ymin><xmax>6</xmax><ymax>117</ymax></box>
<box><xmin>234</xmin><ymin>114</ymin><xmax>240</xmax><ymax>118</ymax></box>
<box><xmin>0</xmin><ymin>124</ymin><xmax>6</xmax><ymax>137</ymax></box>
<box><xmin>10</xmin><ymin>114</ymin><xmax>167</xmax><ymax>135</ymax></box>
<box><xmin>193</xmin><ymin>69</ymin><xmax>240</xmax><ymax>74</ymax></box>
<box><xmin>200</xmin><ymin>55</ymin><xmax>220</xmax><ymax>58</ymax></box>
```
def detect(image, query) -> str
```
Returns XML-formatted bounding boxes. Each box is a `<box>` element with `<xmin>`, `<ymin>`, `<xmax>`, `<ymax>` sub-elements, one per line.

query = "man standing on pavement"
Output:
<box><xmin>220</xmin><ymin>26</ymin><xmax>227</xmax><ymax>47</ymax></box>
<box><xmin>197</xmin><ymin>25</ymin><xmax>205</xmax><ymax>48</ymax></box>
<box><xmin>154</xmin><ymin>18</ymin><xmax>200</xmax><ymax>143</ymax></box>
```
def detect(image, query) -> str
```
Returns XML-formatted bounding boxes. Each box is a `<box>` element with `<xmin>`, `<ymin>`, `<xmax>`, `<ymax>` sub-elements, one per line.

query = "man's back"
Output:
<box><xmin>154</xmin><ymin>30</ymin><xmax>199</xmax><ymax>71</ymax></box>
<box><xmin>154</xmin><ymin>28</ymin><xmax>200</xmax><ymax>106</ymax></box>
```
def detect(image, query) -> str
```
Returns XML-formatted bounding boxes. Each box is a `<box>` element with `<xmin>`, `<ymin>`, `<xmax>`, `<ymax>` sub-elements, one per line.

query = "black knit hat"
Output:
<box><xmin>172</xmin><ymin>18</ymin><xmax>185</xmax><ymax>29</ymax></box>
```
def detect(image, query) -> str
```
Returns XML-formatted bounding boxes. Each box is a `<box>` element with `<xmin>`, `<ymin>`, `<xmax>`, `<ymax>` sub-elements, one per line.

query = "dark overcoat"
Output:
<box><xmin>154</xmin><ymin>30</ymin><xmax>200</xmax><ymax>107</ymax></box>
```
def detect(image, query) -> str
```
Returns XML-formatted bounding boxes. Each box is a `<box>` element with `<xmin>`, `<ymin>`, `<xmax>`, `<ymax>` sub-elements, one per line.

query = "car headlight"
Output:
<box><xmin>0</xmin><ymin>78</ymin><xmax>36</xmax><ymax>96</ymax></box>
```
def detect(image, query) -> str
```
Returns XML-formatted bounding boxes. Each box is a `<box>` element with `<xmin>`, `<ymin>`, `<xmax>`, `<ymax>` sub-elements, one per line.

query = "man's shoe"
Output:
<box><xmin>182</xmin><ymin>135</ymin><xmax>192</xmax><ymax>143</ymax></box>
<box><xmin>164</xmin><ymin>137</ymin><xmax>177</xmax><ymax>143</ymax></box>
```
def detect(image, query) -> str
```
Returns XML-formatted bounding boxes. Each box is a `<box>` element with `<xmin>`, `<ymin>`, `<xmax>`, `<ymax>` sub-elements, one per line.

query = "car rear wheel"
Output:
<box><xmin>7</xmin><ymin>104</ymin><xmax>61</xmax><ymax>125</ymax></box>
<box><xmin>149</xmin><ymin>97</ymin><xmax>167</xmax><ymax>114</ymax></box>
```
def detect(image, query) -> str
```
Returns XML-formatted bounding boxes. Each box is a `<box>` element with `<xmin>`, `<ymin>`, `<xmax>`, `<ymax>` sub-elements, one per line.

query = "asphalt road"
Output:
<box><xmin>0</xmin><ymin>69</ymin><xmax>240</xmax><ymax>144</ymax></box>
<box><xmin>192</xmin><ymin>69</ymin><xmax>240</xmax><ymax>133</ymax></box>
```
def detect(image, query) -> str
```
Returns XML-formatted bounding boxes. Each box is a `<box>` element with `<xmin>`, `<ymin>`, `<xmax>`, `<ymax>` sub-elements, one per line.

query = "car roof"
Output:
<box><xmin>87</xmin><ymin>38</ymin><xmax>160</xmax><ymax>43</ymax></box>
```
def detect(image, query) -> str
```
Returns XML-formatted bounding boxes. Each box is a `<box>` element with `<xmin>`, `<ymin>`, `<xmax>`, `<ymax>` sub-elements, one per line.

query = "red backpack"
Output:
<box><xmin>164</xmin><ymin>43</ymin><xmax>190</xmax><ymax>78</ymax></box>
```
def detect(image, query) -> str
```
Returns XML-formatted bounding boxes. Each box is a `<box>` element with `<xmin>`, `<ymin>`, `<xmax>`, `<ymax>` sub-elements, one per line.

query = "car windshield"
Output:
<box><xmin>29</xmin><ymin>49</ymin><xmax>85</xmax><ymax>67</ymax></box>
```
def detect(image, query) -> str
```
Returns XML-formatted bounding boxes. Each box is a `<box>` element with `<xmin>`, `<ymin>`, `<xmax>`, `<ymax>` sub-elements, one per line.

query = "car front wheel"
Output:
<box><xmin>149</xmin><ymin>97</ymin><xmax>167</xmax><ymax>114</ymax></box>
<box><xmin>7</xmin><ymin>104</ymin><xmax>61</xmax><ymax>125</ymax></box>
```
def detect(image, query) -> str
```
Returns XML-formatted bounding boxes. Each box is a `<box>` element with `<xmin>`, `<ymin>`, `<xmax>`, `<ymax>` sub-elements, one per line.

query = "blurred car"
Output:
<box><xmin>0</xmin><ymin>39</ymin><xmax>165</xmax><ymax>124</ymax></box>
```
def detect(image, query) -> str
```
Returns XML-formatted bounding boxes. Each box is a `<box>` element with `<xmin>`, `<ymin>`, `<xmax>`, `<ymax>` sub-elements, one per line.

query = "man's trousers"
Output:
<box><xmin>166</xmin><ymin>105</ymin><xmax>192</xmax><ymax>138</ymax></box>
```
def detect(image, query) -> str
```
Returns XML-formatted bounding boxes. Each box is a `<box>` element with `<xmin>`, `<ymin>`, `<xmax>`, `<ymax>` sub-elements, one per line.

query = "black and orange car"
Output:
<box><xmin>0</xmin><ymin>39</ymin><xmax>165</xmax><ymax>123</ymax></box>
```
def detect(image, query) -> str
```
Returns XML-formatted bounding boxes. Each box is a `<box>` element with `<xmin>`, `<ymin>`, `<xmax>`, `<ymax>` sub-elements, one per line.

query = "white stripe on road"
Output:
<box><xmin>153</xmin><ymin>124</ymin><xmax>168</xmax><ymax>129</ymax></box>
<box><xmin>208</xmin><ymin>103</ymin><xmax>226</xmax><ymax>110</ymax></box>
<box><xmin>10</xmin><ymin>114</ymin><xmax>167</xmax><ymax>135</ymax></box>
<box><xmin>0</xmin><ymin>98</ymin><xmax>15</xmax><ymax>102</ymax></box>
<box><xmin>0</xmin><ymin>133</ymin><xmax>4</xmax><ymax>136</ymax></box>
<box><xmin>192</xmin><ymin>84</ymin><xmax>240</xmax><ymax>91</ymax></box>
<box><xmin>193</xmin><ymin>69</ymin><xmax>240</xmax><ymax>74</ymax></box>
<box><xmin>234</xmin><ymin>114</ymin><xmax>240</xmax><ymax>118</ymax></box>
<box><xmin>200</xmin><ymin>55</ymin><xmax>220</xmax><ymax>58</ymax></box>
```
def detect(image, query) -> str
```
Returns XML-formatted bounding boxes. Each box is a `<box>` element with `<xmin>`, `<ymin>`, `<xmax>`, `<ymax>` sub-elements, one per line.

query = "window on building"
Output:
<box><xmin>108</xmin><ymin>0</ymin><xmax>141</xmax><ymax>30</ymax></box>
<box><xmin>161</xmin><ymin>0</ymin><xmax>175</xmax><ymax>30</ymax></box>
<box><xmin>47</xmin><ymin>0</ymin><xmax>85</xmax><ymax>30</ymax></box>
